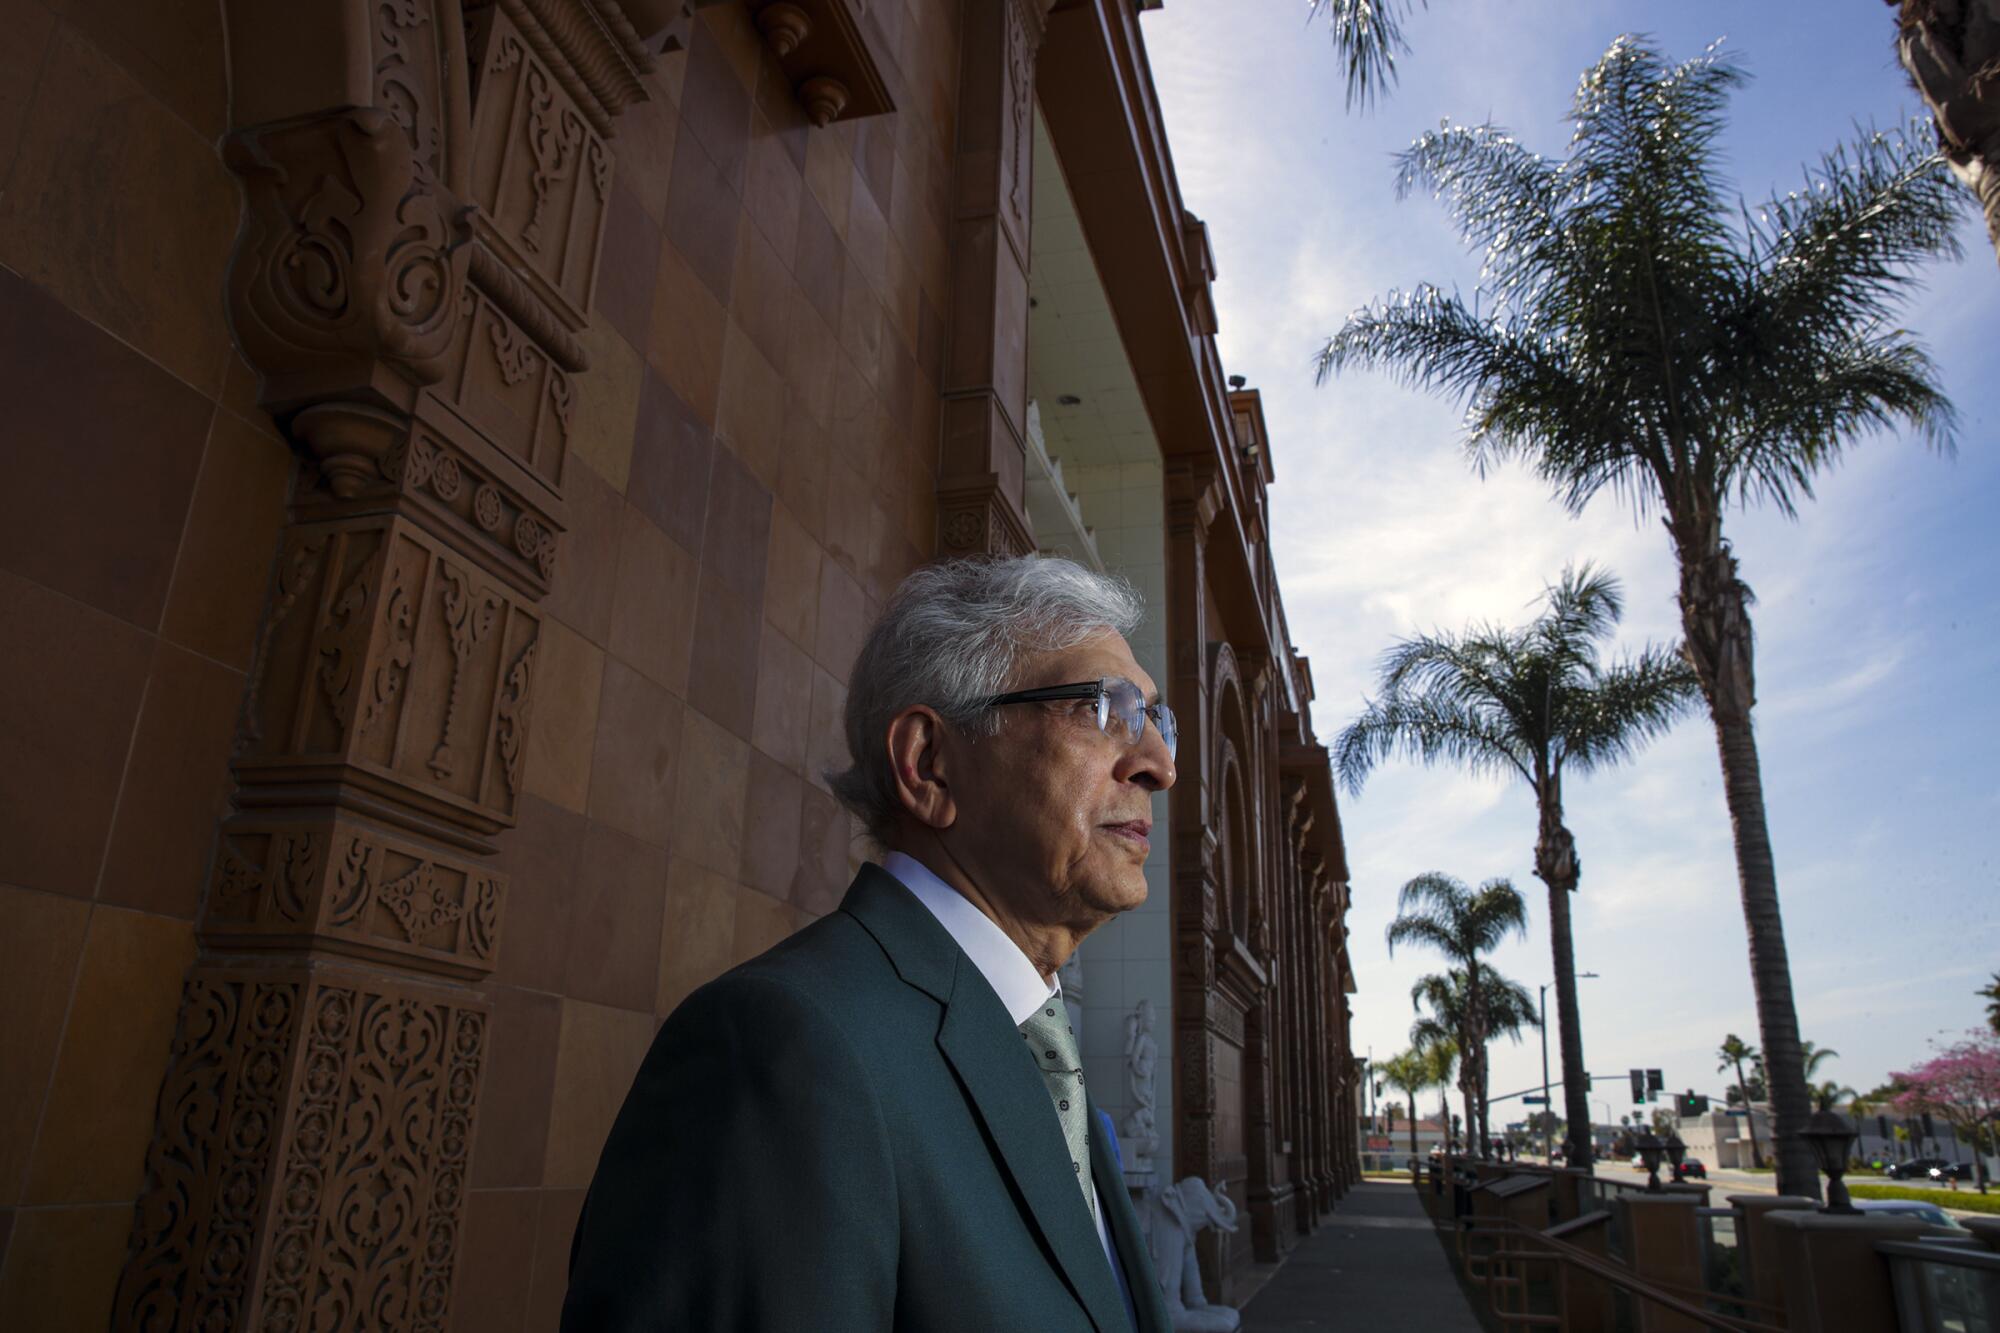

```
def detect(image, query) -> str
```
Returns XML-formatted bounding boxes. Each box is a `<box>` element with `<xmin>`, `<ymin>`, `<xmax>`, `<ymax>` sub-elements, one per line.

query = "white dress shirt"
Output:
<box><xmin>880</xmin><ymin>852</ymin><xmax>1117</xmax><ymax>1269</ymax></box>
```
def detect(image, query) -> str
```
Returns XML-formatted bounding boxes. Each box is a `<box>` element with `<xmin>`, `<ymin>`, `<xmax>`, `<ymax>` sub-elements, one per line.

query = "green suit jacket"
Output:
<box><xmin>560</xmin><ymin>863</ymin><xmax>1173</xmax><ymax>1332</ymax></box>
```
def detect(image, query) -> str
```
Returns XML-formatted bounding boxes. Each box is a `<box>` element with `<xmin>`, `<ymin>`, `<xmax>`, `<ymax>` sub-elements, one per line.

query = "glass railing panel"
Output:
<box><xmin>1882</xmin><ymin>1240</ymin><xmax>2000</xmax><ymax>1333</ymax></box>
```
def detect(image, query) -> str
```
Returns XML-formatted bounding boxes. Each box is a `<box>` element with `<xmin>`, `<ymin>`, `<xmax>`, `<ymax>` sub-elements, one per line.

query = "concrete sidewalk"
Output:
<box><xmin>1241</xmin><ymin>1181</ymin><xmax>1482</xmax><ymax>1331</ymax></box>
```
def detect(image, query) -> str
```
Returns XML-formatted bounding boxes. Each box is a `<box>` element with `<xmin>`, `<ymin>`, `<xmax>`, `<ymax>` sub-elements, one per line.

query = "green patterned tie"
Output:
<box><xmin>1019</xmin><ymin>1001</ymin><xmax>1099</xmax><ymax>1227</ymax></box>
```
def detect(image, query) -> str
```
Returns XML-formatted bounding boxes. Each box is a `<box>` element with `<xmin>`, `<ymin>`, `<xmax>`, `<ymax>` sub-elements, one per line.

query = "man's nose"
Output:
<box><xmin>1121</xmin><ymin>724</ymin><xmax>1176</xmax><ymax>792</ymax></box>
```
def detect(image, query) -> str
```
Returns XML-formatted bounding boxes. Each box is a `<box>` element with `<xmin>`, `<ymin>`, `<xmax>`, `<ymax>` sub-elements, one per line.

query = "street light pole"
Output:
<box><xmin>1539</xmin><ymin>971</ymin><xmax>1599</xmax><ymax>1164</ymax></box>
<box><xmin>1539</xmin><ymin>984</ymin><xmax>1552</xmax><ymax>1163</ymax></box>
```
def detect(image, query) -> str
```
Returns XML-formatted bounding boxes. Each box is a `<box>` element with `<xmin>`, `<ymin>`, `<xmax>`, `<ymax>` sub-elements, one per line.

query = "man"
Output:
<box><xmin>562</xmin><ymin>556</ymin><xmax>1178</xmax><ymax>1331</ymax></box>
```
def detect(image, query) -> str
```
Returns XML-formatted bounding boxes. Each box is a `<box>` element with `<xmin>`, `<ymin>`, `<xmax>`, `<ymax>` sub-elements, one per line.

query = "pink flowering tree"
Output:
<box><xmin>1892</xmin><ymin>1033</ymin><xmax>2000</xmax><ymax>1194</ymax></box>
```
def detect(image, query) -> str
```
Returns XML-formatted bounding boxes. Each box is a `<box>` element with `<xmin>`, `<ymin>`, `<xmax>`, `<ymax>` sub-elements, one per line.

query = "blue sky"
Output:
<box><xmin>1138</xmin><ymin>1</ymin><xmax>2000</xmax><ymax>1117</ymax></box>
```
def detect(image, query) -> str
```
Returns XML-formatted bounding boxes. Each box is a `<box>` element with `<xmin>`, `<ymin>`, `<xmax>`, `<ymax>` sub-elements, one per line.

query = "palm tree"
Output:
<box><xmin>1339</xmin><ymin>567</ymin><xmax>1700</xmax><ymax>1170</ymax></box>
<box><xmin>1413</xmin><ymin>1031</ymin><xmax>1461</xmax><ymax>1153</ymax></box>
<box><xmin>1980</xmin><ymin>972</ymin><xmax>2000</xmax><ymax>1034</ymax></box>
<box><xmin>1888</xmin><ymin>0</ymin><xmax>2000</xmax><ymax>266</ymax></box>
<box><xmin>1385</xmin><ymin>872</ymin><xmax>1530</xmax><ymax>1157</ymax></box>
<box><xmin>1315</xmin><ymin>37</ymin><xmax>1965</xmax><ymax>1199</ymax></box>
<box><xmin>1718</xmin><ymin>1034</ymin><xmax>1767</xmax><ymax>1168</ymax></box>
<box><xmin>1850</xmin><ymin>1090</ymin><xmax>1881</xmax><ymax>1158</ymax></box>
<box><xmin>1814</xmin><ymin>1081</ymin><xmax>1860</xmax><ymax>1113</ymax></box>
<box><xmin>1470</xmin><ymin>973</ymin><xmax>1539</xmax><ymax>1152</ymax></box>
<box><xmin>1412</xmin><ymin>984</ymin><xmax>1477</xmax><ymax>1159</ymax></box>
<box><xmin>1411</xmin><ymin>967</ymin><xmax>1540</xmax><ymax>1157</ymax></box>
<box><xmin>1378</xmin><ymin>1047</ymin><xmax>1434</xmax><ymax>1164</ymax></box>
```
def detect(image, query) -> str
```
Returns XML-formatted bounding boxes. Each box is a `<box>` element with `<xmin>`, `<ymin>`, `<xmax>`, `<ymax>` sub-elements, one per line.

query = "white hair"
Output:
<box><xmin>828</xmin><ymin>555</ymin><xmax>1144</xmax><ymax>842</ymax></box>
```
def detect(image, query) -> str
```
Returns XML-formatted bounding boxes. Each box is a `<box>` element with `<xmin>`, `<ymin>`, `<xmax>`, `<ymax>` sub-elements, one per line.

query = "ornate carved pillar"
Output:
<box><xmin>934</xmin><ymin>0</ymin><xmax>1056</xmax><ymax>558</ymax></box>
<box><xmin>1313</xmin><ymin>872</ymin><xmax>1341</xmax><ymax>1208</ymax></box>
<box><xmin>1279</xmin><ymin>779</ymin><xmax>1314</xmax><ymax>1232</ymax></box>
<box><xmin>1165</xmin><ymin>455</ymin><xmax>1220</xmax><ymax>1192</ymax></box>
<box><xmin>111</xmin><ymin>3</ymin><xmax>707</xmax><ymax>1327</ymax></box>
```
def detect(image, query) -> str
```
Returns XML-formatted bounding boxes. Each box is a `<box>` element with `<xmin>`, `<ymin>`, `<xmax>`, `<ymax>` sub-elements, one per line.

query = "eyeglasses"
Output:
<box><xmin>983</xmin><ymin>677</ymin><xmax>1178</xmax><ymax>761</ymax></box>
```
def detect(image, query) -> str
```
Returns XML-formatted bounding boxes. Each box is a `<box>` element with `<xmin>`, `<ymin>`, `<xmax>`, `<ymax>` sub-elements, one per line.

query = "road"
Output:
<box><xmin>1612</xmin><ymin>1159</ymin><xmax>1996</xmax><ymax>1222</ymax></box>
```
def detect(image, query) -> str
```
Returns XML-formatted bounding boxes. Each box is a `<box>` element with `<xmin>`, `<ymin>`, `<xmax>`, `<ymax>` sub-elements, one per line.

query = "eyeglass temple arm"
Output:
<box><xmin>985</xmin><ymin>682</ymin><xmax>1104</xmax><ymax>706</ymax></box>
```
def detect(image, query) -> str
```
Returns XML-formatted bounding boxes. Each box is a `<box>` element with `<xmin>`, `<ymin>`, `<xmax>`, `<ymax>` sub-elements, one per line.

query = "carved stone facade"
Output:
<box><xmin>934</xmin><ymin>0</ymin><xmax>1055</xmax><ymax>560</ymax></box>
<box><xmin>1158</xmin><ymin>394</ymin><xmax>1359</xmax><ymax>1301</ymax></box>
<box><xmin>0</xmin><ymin>1</ymin><xmax>1354</xmax><ymax>1326</ymax></box>
<box><xmin>104</xmin><ymin>1</ymin><xmax>707</xmax><ymax>1327</ymax></box>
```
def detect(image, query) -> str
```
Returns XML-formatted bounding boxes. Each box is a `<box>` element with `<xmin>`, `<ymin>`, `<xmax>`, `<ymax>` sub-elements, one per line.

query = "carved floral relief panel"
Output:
<box><xmin>115</xmin><ymin>966</ymin><xmax>486</xmax><ymax>1332</ymax></box>
<box><xmin>236</xmin><ymin>516</ymin><xmax>541</xmax><ymax>836</ymax></box>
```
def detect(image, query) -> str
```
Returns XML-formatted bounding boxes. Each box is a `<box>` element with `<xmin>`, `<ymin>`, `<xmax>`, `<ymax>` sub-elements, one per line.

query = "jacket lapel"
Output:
<box><xmin>937</xmin><ymin>988</ymin><xmax>1130</xmax><ymax>1333</ymax></box>
<box><xmin>842</xmin><ymin>865</ymin><xmax>1130</xmax><ymax>1333</ymax></box>
<box><xmin>1090</xmin><ymin>1109</ymin><xmax>1171</xmax><ymax>1333</ymax></box>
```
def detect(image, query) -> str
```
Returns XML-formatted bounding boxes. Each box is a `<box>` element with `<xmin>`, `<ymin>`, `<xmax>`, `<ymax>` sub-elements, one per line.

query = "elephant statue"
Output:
<box><xmin>1142</xmin><ymin>1176</ymin><xmax>1241</xmax><ymax>1332</ymax></box>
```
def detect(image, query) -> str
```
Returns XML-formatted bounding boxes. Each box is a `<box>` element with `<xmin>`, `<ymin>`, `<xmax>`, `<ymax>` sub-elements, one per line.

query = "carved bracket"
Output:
<box><xmin>746</xmin><ymin>0</ymin><xmax>897</xmax><ymax>127</ymax></box>
<box><xmin>936</xmin><ymin>475</ymin><xmax>1036</xmax><ymax>559</ymax></box>
<box><xmin>225</xmin><ymin>108</ymin><xmax>475</xmax><ymax>452</ymax></box>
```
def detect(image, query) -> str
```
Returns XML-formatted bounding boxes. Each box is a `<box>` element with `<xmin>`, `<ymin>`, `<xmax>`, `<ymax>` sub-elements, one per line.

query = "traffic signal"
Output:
<box><xmin>1585</xmin><ymin>1074</ymin><xmax>1593</xmax><ymax>1092</ymax></box>
<box><xmin>1630</xmin><ymin>1069</ymin><xmax>1645</xmax><ymax>1105</ymax></box>
<box><xmin>1677</xmin><ymin>1091</ymin><xmax>1709</xmax><ymax>1116</ymax></box>
<box><xmin>1646</xmin><ymin>1069</ymin><xmax>1664</xmax><ymax>1096</ymax></box>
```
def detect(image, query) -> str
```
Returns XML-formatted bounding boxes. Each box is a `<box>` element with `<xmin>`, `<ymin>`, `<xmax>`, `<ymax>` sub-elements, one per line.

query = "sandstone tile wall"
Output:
<box><xmin>0</xmin><ymin>2</ymin><xmax>961</xmax><ymax>1327</ymax></box>
<box><xmin>0</xmin><ymin>6</ymin><xmax>288</xmax><ymax>1325</ymax></box>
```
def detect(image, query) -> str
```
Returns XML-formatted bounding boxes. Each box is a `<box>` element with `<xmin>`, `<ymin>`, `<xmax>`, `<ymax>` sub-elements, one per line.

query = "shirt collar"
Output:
<box><xmin>879</xmin><ymin>851</ymin><xmax>1059</xmax><ymax>1025</ymax></box>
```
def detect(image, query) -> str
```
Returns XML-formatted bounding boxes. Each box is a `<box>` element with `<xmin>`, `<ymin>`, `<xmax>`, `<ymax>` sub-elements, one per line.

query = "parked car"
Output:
<box><xmin>1885</xmin><ymin>1158</ymin><xmax>1949</xmax><ymax>1180</ymax></box>
<box><xmin>1673</xmin><ymin>1158</ymin><xmax>1708</xmax><ymax>1180</ymax></box>
<box><xmin>1929</xmin><ymin>1162</ymin><xmax>1976</xmax><ymax>1182</ymax></box>
<box><xmin>1854</xmin><ymin>1200</ymin><xmax>1965</xmax><ymax>1229</ymax></box>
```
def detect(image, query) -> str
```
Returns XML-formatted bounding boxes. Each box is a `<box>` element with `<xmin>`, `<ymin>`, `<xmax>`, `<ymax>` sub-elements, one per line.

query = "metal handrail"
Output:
<box><xmin>1475</xmin><ymin>1216</ymin><xmax>1788</xmax><ymax>1333</ymax></box>
<box><xmin>1878</xmin><ymin>1239</ymin><xmax>2000</xmax><ymax>1271</ymax></box>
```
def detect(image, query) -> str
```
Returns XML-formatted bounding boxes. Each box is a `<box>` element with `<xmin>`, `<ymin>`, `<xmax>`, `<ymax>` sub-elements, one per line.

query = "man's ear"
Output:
<box><xmin>886</xmin><ymin>706</ymin><xmax>956</xmax><ymax>831</ymax></box>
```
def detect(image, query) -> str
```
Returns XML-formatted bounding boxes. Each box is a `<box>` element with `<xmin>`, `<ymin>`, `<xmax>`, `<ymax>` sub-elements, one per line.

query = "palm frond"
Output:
<box><xmin>1384</xmin><ymin>913</ymin><xmax>1458</xmax><ymax>960</ymax></box>
<box><xmin>1481</xmin><ymin>976</ymin><xmax>1542</xmax><ymax>1039</ymax></box>
<box><xmin>1465</xmin><ymin>877</ymin><xmax>1531</xmax><ymax>952</ymax></box>
<box><xmin>1335</xmin><ymin>693</ymin><xmax>1534</xmax><ymax>793</ymax></box>
<box><xmin>1561</xmin><ymin>644</ymin><xmax>1703</xmax><ymax>776</ymax></box>
<box><xmin>1411</xmin><ymin>1014</ymin><xmax>1457</xmax><ymax>1056</ymax></box>
<box><xmin>1307</xmin><ymin>0</ymin><xmax>1425</xmax><ymax>110</ymax></box>
<box><xmin>1725</xmin><ymin>337</ymin><xmax>1957</xmax><ymax>517</ymax></box>
<box><xmin>1539</xmin><ymin>562</ymin><xmax>1625</xmax><ymax>653</ymax></box>
<box><xmin>1395</xmin><ymin>124</ymin><xmax>1564</xmax><ymax>300</ymax></box>
<box><xmin>1745</xmin><ymin>122</ymin><xmax>1965</xmax><ymax>348</ymax></box>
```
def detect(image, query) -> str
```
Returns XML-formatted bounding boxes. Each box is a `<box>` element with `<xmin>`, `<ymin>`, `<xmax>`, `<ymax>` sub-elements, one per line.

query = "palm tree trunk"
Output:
<box><xmin>1891</xmin><ymin>0</ymin><xmax>2000</xmax><ymax>269</ymax></box>
<box><xmin>1534</xmin><ymin>788</ymin><xmax>1593</xmax><ymax>1171</ymax></box>
<box><xmin>1712</xmin><ymin>691</ymin><xmax>1820</xmax><ymax>1198</ymax></box>
<box><xmin>1544</xmin><ymin>871</ymin><xmax>1593</xmax><ymax>1170</ymax></box>
<box><xmin>1409</xmin><ymin>1100</ymin><xmax>1420</xmax><ymax>1163</ymax></box>
<box><xmin>1677</xmin><ymin>522</ymin><xmax>1821</xmax><ymax>1200</ymax></box>
<box><xmin>1467</xmin><ymin>959</ymin><xmax>1491</xmax><ymax>1157</ymax></box>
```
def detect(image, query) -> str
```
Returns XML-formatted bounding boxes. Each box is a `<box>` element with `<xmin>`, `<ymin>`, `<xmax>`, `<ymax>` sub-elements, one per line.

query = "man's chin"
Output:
<box><xmin>1084</xmin><ymin>870</ymin><xmax>1149</xmax><ymax>918</ymax></box>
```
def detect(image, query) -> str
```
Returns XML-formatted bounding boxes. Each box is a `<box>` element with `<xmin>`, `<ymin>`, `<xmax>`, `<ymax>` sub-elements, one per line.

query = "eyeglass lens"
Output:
<box><xmin>1104</xmin><ymin>679</ymin><xmax>1176</xmax><ymax>760</ymax></box>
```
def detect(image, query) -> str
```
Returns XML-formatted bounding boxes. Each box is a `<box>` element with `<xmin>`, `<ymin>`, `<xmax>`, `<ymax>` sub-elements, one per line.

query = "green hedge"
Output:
<box><xmin>1849</xmin><ymin>1182</ymin><xmax>2000</xmax><ymax>1215</ymax></box>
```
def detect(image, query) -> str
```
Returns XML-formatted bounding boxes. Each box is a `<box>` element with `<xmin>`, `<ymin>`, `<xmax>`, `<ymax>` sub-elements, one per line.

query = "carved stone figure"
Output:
<box><xmin>1143</xmin><ymin>1175</ymin><xmax>1242</xmax><ymax>1332</ymax></box>
<box><xmin>1120</xmin><ymin>998</ymin><xmax>1160</xmax><ymax>1170</ymax></box>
